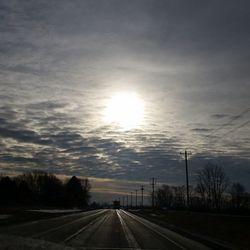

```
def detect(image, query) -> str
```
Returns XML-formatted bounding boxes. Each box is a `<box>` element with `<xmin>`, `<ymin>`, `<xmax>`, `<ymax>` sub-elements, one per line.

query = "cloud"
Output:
<box><xmin>0</xmin><ymin>0</ymin><xmax>250</xmax><ymax>200</ymax></box>
<box><xmin>211</xmin><ymin>114</ymin><xmax>229</xmax><ymax>119</ymax></box>
<box><xmin>0</xmin><ymin>155</ymin><xmax>40</xmax><ymax>164</ymax></box>
<box><xmin>0</xmin><ymin>127</ymin><xmax>52</xmax><ymax>145</ymax></box>
<box><xmin>191</xmin><ymin>128</ymin><xmax>212</xmax><ymax>133</ymax></box>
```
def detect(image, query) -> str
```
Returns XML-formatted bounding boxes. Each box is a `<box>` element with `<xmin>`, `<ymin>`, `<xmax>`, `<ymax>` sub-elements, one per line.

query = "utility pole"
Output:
<box><xmin>151</xmin><ymin>178</ymin><xmax>156</xmax><ymax>208</ymax></box>
<box><xmin>141</xmin><ymin>185</ymin><xmax>144</xmax><ymax>208</ymax></box>
<box><xmin>122</xmin><ymin>196</ymin><xmax>125</xmax><ymax>208</ymax></box>
<box><xmin>130</xmin><ymin>192</ymin><xmax>133</xmax><ymax>208</ymax></box>
<box><xmin>135</xmin><ymin>190</ymin><xmax>138</xmax><ymax>208</ymax></box>
<box><xmin>126</xmin><ymin>194</ymin><xmax>129</xmax><ymax>208</ymax></box>
<box><xmin>180</xmin><ymin>150</ymin><xmax>192</xmax><ymax>209</ymax></box>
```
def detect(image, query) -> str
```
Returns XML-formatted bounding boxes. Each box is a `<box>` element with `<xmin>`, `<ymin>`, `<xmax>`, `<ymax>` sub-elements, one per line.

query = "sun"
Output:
<box><xmin>103</xmin><ymin>92</ymin><xmax>144</xmax><ymax>130</ymax></box>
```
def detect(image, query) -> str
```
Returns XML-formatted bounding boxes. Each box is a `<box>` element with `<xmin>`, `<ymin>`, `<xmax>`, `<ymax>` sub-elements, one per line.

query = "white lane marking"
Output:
<box><xmin>116</xmin><ymin>210</ymin><xmax>141</xmax><ymax>250</ymax></box>
<box><xmin>32</xmin><ymin>209</ymin><xmax>107</xmax><ymax>238</ymax></box>
<box><xmin>122</xmin><ymin>210</ymin><xmax>186</xmax><ymax>250</ymax></box>
<box><xmin>64</xmin><ymin>211</ymin><xmax>109</xmax><ymax>243</ymax></box>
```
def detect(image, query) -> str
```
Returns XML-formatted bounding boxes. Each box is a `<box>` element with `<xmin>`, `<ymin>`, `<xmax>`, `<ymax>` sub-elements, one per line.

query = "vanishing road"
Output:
<box><xmin>0</xmin><ymin>209</ymin><xmax>211</xmax><ymax>250</ymax></box>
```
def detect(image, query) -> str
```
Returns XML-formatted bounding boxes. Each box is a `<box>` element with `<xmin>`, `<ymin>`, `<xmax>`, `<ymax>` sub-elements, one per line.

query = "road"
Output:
<box><xmin>0</xmin><ymin>209</ymin><xmax>211</xmax><ymax>250</ymax></box>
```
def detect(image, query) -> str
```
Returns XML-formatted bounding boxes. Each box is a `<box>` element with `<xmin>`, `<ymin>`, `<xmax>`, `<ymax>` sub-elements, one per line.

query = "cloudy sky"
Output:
<box><xmin>0</xmin><ymin>0</ymin><xmax>250</xmax><ymax>201</ymax></box>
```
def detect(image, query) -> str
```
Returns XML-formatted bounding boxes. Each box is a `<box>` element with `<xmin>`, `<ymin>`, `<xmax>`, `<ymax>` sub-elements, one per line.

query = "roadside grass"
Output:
<box><xmin>0</xmin><ymin>207</ymin><xmax>83</xmax><ymax>227</ymax></box>
<box><xmin>131</xmin><ymin>209</ymin><xmax>250</xmax><ymax>250</ymax></box>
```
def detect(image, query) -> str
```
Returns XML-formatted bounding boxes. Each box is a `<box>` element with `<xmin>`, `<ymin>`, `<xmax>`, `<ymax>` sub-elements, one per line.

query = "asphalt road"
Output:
<box><xmin>0</xmin><ymin>209</ymin><xmax>212</xmax><ymax>250</ymax></box>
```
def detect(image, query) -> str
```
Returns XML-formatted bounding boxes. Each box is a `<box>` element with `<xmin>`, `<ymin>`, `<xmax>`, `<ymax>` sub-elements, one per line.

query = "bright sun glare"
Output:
<box><xmin>104</xmin><ymin>92</ymin><xmax>144</xmax><ymax>130</ymax></box>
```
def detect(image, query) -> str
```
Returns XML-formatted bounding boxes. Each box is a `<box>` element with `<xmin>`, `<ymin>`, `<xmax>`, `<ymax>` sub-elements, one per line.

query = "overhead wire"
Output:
<box><xmin>205</xmin><ymin>107</ymin><xmax>250</xmax><ymax>139</ymax></box>
<box><xmin>221</xmin><ymin>120</ymin><xmax>250</xmax><ymax>137</ymax></box>
<box><xmin>192</xmin><ymin>107</ymin><xmax>250</xmax><ymax>155</ymax></box>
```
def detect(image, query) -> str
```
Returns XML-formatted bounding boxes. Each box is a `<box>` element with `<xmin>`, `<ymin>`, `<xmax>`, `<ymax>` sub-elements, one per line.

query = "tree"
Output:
<box><xmin>195</xmin><ymin>163</ymin><xmax>229</xmax><ymax>210</ymax></box>
<box><xmin>155</xmin><ymin>185</ymin><xmax>173</xmax><ymax>208</ymax></box>
<box><xmin>0</xmin><ymin>176</ymin><xmax>18</xmax><ymax>205</ymax></box>
<box><xmin>16</xmin><ymin>171</ymin><xmax>45</xmax><ymax>204</ymax></box>
<box><xmin>230</xmin><ymin>182</ymin><xmax>246</xmax><ymax>209</ymax></box>
<box><xmin>39</xmin><ymin>173</ymin><xmax>63</xmax><ymax>206</ymax></box>
<box><xmin>16</xmin><ymin>171</ymin><xmax>64</xmax><ymax>206</ymax></box>
<box><xmin>18</xmin><ymin>180</ymin><xmax>32</xmax><ymax>205</ymax></box>
<box><xmin>154</xmin><ymin>185</ymin><xmax>188</xmax><ymax>209</ymax></box>
<box><xmin>65</xmin><ymin>176</ymin><xmax>90</xmax><ymax>208</ymax></box>
<box><xmin>172</xmin><ymin>185</ymin><xmax>186</xmax><ymax>209</ymax></box>
<box><xmin>0</xmin><ymin>172</ymin><xmax>91</xmax><ymax>208</ymax></box>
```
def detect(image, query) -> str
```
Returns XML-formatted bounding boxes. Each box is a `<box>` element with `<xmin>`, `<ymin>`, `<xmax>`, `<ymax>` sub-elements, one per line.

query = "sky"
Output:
<box><xmin>0</xmin><ymin>0</ymin><xmax>250</xmax><ymax>202</ymax></box>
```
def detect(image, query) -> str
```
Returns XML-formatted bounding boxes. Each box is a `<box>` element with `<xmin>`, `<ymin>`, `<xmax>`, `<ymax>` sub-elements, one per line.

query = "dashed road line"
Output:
<box><xmin>116</xmin><ymin>210</ymin><xmax>141</xmax><ymax>250</ymax></box>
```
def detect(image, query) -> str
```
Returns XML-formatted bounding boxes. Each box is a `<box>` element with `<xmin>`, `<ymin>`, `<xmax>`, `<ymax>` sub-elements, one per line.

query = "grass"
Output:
<box><xmin>132</xmin><ymin>209</ymin><xmax>250</xmax><ymax>250</ymax></box>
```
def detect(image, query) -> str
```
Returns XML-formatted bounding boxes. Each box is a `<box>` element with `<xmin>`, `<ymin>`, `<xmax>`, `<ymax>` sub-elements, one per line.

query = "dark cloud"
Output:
<box><xmin>191</xmin><ymin>128</ymin><xmax>212</xmax><ymax>133</ymax></box>
<box><xmin>211</xmin><ymin>114</ymin><xmax>229</xmax><ymax>119</ymax></box>
<box><xmin>27</xmin><ymin>101</ymin><xmax>68</xmax><ymax>110</ymax></box>
<box><xmin>0</xmin><ymin>127</ymin><xmax>52</xmax><ymax>145</ymax></box>
<box><xmin>0</xmin><ymin>155</ymin><xmax>40</xmax><ymax>164</ymax></box>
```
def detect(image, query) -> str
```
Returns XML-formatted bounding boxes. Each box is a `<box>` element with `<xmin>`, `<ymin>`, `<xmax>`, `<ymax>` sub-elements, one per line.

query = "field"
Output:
<box><xmin>132</xmin><ymin>209</ymin><xmax>250</xmax><ymax>250</ymax></box>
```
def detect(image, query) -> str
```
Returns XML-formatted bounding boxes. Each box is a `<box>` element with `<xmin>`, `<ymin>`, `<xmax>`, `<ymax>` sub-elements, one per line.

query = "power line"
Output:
<box><xmin>208</xmin><ymin>119</ymin><xmax>250</xmax><ymax>146</ymax></box>
<box><xmin>221</xmin><ymin>120</ymin><xmax>250</xmax><ymax>138</ymax></box>
<box><xmin>206</xmin><ymin>108</ymin><xmax>250</xmax><ymax>138</ymax></box>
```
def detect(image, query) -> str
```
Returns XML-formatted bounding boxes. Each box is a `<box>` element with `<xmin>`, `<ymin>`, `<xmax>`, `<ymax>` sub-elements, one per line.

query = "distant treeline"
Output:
<box><xmin>0</xmin><ymin>171</ymin><xmax>91</xmax><ymax>208</ymax></box>
<box><xmin>154</xmin><ymin>163</ymin><xmax>250</xmax><ymax>212</ymax></box>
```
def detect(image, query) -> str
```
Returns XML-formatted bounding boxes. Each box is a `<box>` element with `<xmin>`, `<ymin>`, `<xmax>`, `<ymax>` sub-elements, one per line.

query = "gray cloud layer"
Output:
<box><xmin>0</xmin><ymin>1</ymin><xmax>250</xmax><ymax>192</ymax></box>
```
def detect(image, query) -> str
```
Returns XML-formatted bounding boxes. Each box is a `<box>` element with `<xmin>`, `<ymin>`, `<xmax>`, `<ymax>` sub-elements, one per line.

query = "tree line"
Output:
<box><xmin>154</xmin><ymin>163</ymin><xmax>250</xmax><ymax>212</ymax></box>
<box><xmin>0</xmin><ymin>171</ymin><xmax>91</xmax><ymax>208</ymax></box>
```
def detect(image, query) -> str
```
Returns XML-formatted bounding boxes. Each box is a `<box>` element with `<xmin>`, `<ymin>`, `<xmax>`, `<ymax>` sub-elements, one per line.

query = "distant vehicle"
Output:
<box><xmin>113</xmin><ymin>200</ymin><xmax>120</xmax><ymax>209</ymax></box>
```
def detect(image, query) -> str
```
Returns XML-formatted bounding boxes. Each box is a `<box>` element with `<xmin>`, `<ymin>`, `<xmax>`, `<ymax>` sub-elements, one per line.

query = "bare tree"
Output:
<box><xmin>230</xmin><ymin>182</ymin><xmax>246</xmax><ymax>209</ymax></box>
<box><xmin>155</xmin><ymin>185</ymin><xmax>173</xmax><ymax>208</ymax></box>
<box><xmin>195</xmin><ymin>163</ymin><xmax>229</xmax><ymax>210</ymax></box>
<box><xmin>172</xmin><ymin>185</ymin><xmax>186</xmax><ymax>209</ymax></box>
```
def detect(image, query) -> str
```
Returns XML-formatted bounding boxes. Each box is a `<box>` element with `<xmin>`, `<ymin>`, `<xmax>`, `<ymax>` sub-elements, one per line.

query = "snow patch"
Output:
<box><xmin>27</xmin><ymin>209</ymin><xmax>82</xmax><ymax>213</ymax></box>
<box><xmin>0</xmin><ymin>214</ymin><xmax>11</xmax><ymax>219</ymax></box>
